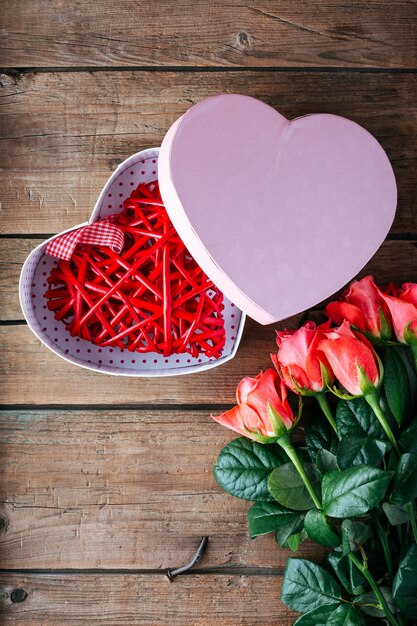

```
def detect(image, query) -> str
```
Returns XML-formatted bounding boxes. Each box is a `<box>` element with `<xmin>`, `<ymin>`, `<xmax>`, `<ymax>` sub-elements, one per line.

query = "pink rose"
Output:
<box><xmin>211</xmin><ymin>369</ymin><xmax>295</xmax><ymax>442</ymax></box>
<box><xmin>325</xmin><ymin>275</ymin><xmax>391</xmax><ymax>339</ymax></box>
<box><xmin>318</xmin><ymin>321</ymin><xmax>381</xmax><ymax>396</ymax></box>
<box><xmin>377</xmin><ymin>283</ymin><xmax>417</xmax><ymax>344</ymax></box>
<box><xmin>272</xmin><ymin>321</ymin><xmax>333</xmax><ymax>395</ymax></box>
<box><xmin>397</xmin><ymin>282</ymin><xmax>417</xmax><ymax>306</ymax></box>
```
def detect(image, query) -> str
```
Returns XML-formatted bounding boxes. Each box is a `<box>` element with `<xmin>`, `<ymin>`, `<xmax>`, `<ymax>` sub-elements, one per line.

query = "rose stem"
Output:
<box><xmin>315</xmin><ymin>392</ymin><xmax>338</xmax><ymax>435</ymax></box>
<box><xmin>348</xmin><ymin>552</ymin><xmax>400</xmax><ymax>626</ymax></box>
<box><xmin>365</xmin><ymin>391</ymin><xmax>400</xmax><ymax>456</ymax></box>
<box><xmin>277</xmin><ymin>434</ymin><xmax>322</xmax><ymax>510</ymax></box>
<box><xmin>372</xmin><ymin>510</ymin><xmax>393</xmax><ymax>582</ymax></box>
<box><xmin>407</xmin><ymin>501</ymin><xmax>417</xmax><ymax>544</ymax></box>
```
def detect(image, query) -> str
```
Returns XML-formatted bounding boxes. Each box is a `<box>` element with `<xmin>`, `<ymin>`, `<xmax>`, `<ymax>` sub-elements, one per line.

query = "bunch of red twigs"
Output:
<box><xmin>44</xmin><ymin>181</ymin><xmax>225</xmax><ymax>358</ymax></box>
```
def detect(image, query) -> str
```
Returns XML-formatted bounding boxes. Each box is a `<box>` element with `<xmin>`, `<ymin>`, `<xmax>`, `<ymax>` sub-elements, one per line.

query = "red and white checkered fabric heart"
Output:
<box><xmin>46</xmin><ymin>219</ymin><xmax>124</xmax><ymax>261</ymax></box>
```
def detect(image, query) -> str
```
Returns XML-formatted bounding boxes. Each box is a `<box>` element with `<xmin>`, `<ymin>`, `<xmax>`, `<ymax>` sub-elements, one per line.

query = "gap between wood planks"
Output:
<box><xmin>0</xmin><ymin>567</ymin><xmax>283</xmax><ymax>576</ymax></box>
<box><xmin>1</xmin><ymin>66</ymin><xmax>417</xmax><ymax>74</ymax></box>
<box><xmin>0</xmin><ymin>403</ymin><xmax>236</xmax><ymax>411</ymax></box>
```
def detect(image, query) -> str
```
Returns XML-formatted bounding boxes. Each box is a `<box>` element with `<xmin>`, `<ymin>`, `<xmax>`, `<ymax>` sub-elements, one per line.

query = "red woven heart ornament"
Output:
<box><xmin>44</xmin><ymin>181</ymin><xmax>225</xmax><ymax>358</ymax></box>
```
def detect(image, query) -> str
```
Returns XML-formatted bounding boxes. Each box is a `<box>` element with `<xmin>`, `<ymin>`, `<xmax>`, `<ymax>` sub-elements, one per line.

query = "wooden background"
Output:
<box><xmin>0</xmin><ymin>1</ymin><xmax>416</xmax><ymax>624</ymax></box>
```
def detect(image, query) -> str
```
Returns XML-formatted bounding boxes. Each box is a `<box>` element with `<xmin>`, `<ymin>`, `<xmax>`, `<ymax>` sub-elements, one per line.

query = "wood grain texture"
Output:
<box><xmin>0</xmin><ymin>239</ymin><xmax>42</xmax><ymax>321</ymax></box>
<box><xmin>1</xmin><ymin>71</ymin><xmax>417</xmax><ymax>234</ymax></box>
<box><xmin>0</xmin><ymin>573</ymin><xmax>295</xmax><ymax>625</ymax></box>
<box><xmin>0</xmin><ymin>239</ymin><xmax>43</xmax><ymax>322</ymax></box>
<box><xmin>1</xmin><ymin>238</ymin><xmax>416</xmax><ymax>404</ymax></box>
<box><xmin>0</xmin><ymin>409</ymin><xmax>325</xmax><ymax>569</ymax></box>
<box><xmin>0</xmin><ymin>320</ymin><xmax>282</xmax><ymax>405</ymax></box>
<box><xmin>1</xmin><ymin>1</ymin><xmax>417</xmax><ymax>69</ymax></box>
<box><xmin>1</xmin><ymin>3</ymin><xmax>417</xmax><ymax>623</ymax></box>
<box><xmin>2</xmin><ymin>239</ymin><xmax>417</xmax><ymax>321</ymax></box>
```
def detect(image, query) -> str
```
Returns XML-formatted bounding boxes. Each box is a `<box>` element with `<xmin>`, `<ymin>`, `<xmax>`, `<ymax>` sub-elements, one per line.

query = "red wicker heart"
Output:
<box><xmin>44</xmin><ymin>181</ymin><xmax>225</xmax><ymax>358</ymax></box>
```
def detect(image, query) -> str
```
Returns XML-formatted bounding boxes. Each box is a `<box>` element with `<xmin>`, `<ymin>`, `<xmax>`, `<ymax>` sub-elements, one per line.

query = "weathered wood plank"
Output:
<box><xmin>0</xmin><ymin>239</ymin><xmax>43</xmax><ymax>321</ymax></box>
<box><xmin>0</xmin><ymin>321</ymin><xmax>281</xmax><ymax>405</ymax></box>
<box><xmin>0</xmin><ymin>409</ymin><xmax>325</xmax><ymax>569</ymax></box>
<box><xmin>1</xmin><ymin>71</ymin><xmax>416</xmax><ymax>234</ymax></box>
<box><xmin>1</xmin><ymin>237</ymin><xmax>416</xmax><ymax>403</ymax></box>
<box><xmin>0</xmin><ymin>573</ymin><xmax>294</xmax><ymax>625</ymax></box>
<box><xmin>1</xmin><ymin>1</ymin><xmax>416</xmax><ymax>69</ymax></box>
<box><xmin>2</xmin><ymin>238</ymin><xmax>416</xmax><ymax>321</ymax></box>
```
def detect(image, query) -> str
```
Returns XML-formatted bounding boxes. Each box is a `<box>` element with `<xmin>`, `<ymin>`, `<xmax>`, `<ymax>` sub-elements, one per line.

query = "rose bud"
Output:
<box><xmin>325</xmin><ymin>275</ymin><xmax>392</xmax><ymax>340</ymax></box>
<box><xmin>377</xmin><ymin>284</ymin><xmax>417</xmax><ymax>346</ymax></box>
<box><xmin>272</xmin><ymin>321</ymin><xmax>334</xmax><ymax>395</ymax></box>
<box><xmin>379</xmin><ymin>283</ymin><xmax>417</xmax><ymax>345</ymax></box>
<box><xmin>211</xmin><ymin>369</ymin><xmax>296</xmax><ymax>443</ymax></box>
<box><xmin>318</xmin><ymin>320</ymin><xmax>382</xmax><ymax>397</ymax></box>
<box><xmin>272</xmin><ymin>321</ymin><xmax>336</xmax><ymax>433</ymax></box>
<box><xmin>397</xmin><ymin>282</ymin><xmax>417</xmax><ymax>306</ymax></box>
<box><xmin>377</xmin><ymin>283</ymin><xmax>417</xmax><ymax>374</ymax></box>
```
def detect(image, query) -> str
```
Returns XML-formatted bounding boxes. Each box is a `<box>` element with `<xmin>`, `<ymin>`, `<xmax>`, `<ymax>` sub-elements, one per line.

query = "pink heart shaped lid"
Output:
<box><xmin>158</xmin><ymin>94</ymin><xmax>397</xmax><ymax>325</ymax></box>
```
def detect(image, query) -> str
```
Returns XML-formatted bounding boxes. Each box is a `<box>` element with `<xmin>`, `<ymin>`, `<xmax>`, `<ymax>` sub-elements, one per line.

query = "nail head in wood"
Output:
<box><xmin>0</xmin><ymin>514</ymin><xmax>8</xmax><ymax>534</ymax></box>
<box><xmin>10</xmin><ymin>588</ymin><xmax>27</xmax><ymax>603</ymax></box>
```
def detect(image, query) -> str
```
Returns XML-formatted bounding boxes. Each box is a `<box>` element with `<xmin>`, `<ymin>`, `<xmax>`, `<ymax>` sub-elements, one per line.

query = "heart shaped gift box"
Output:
<box><xmin>20</xmin><ymin>148</ymin><xmax>245</xmax><ymax>377</ymax></box>
<box><xmin>20</xmin><ymin>94</ymin><xmax>396</xmax><ymax>377</ymax></box>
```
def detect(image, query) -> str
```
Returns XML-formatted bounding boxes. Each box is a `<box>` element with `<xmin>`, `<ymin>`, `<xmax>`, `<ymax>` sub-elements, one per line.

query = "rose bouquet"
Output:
<box><xmin>212</xmin><ymin>276</ymin><xmax>417</xmax><ymax>626</ymax></box>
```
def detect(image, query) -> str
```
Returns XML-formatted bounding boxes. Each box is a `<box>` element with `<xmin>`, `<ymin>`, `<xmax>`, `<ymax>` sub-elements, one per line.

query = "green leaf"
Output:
<box><xmin>327</xmin><ymin>604</ymin><xmax>365</xmax><ymax>626</ymax></box>
<box><xmin>316</xmin><ymin>449</ymin><xmax>338</xmax><ymax>473</ymax></box>
<box><xmin>247</xmin><ymin>501</ymin><xmax>303</xmax><ymax>539</ymax></box>
<box><xmin>384</xmin><ymin>348</ymin><xmax>411</xmax><ymax>425</ymax></box>
<box><xmin>341</xmin><ymin>520</ymin><xmax>372</xmax><ymax>555</ymax></box>
<box><xmin>328</xmin><ymin>551</ymin><xmax>365</xmax><ymax>596</ymax></box>
<box><xmin>213</xmin><ymin>437</ymin><xmax>285</xmax><ymax>501</ymax></box>
<box><xmin>322</xmin><ymin>466</ymin><xmax>393</xmax><ymax>518</ymax></box>
<box><xmin>382</xmin><ymin>502</ymin><xmax>409</xmax><ymax>526</ymax></box>
<box><xmin>328</xmin><ymin>551</ymin><xmax>354</xmax><ymax>595</ymax></box>
<box><xmin>335</xmin><ymin>398</ymin><xmax>387</xmax><ymax>441</ymax></box>
<box><xmin>355</xmin><ymin>587</ymin><xmax>396</xmax><ymax>618</ymax></box>
<box><xmin>283</xmin><ymin>530</ymin><xmax>306</xmax><ymax>552</ymax></box>
<box><xmin>392</xmin><ymin>543</ymin><xmax>417</xmax><ymax>618</ymax></box>
<box><xmin>348</xmin><ymin>562</ymin><xmax>367</xmax><ymax>596</ymax></box>
<box><xmin>304</xmin><ymin>509</ymin><xmax>340</xmax><ymax>548</ymax></box>
<box><xmin>306</xmin><ymin>419</ymin><xmax>338</xmax><ymax>464</ymax></box>
<box><xmin>335</xmin><ymin>398</ymin><xmax>389</xmax><ymax>470</ymax></box>
<box><xmin>293</xmin><ymin>605</ymin><xmax>337</xmax><ymax>626</ymax></box>
<box><xmin>275</xmin><ymin>519</ymin><xmax>306</xmax><ymax>549</ymax></box>
<box><xmin>399</xmin><ymin>420</ymin><xmax>417</xmax><ymax>453</ymax></box>
<box><xmin>268</xmin><ymin>462</ymin><xmax>321</xmax><ymax>511</ymax></box>
<box><xmin>281</xmin><ymin>558</ymin><xmax>342</xmax><ymax>613</ymax></box>
<box><xmin>336</xmin><ymin>435</ymin><xmax>388</xmax><ymax>470</ymax></box>
<box><xmin>390</xmin><ymin>452</ymin><xmax>417</xmax><ymax>505</ymax></box>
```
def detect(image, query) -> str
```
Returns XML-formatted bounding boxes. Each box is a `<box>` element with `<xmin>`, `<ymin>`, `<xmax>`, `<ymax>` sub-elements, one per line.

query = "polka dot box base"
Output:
<box><xmin>19</xmin><ymin>148</ymin><xmax>246</xmax><ymax>377</ymax></box>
